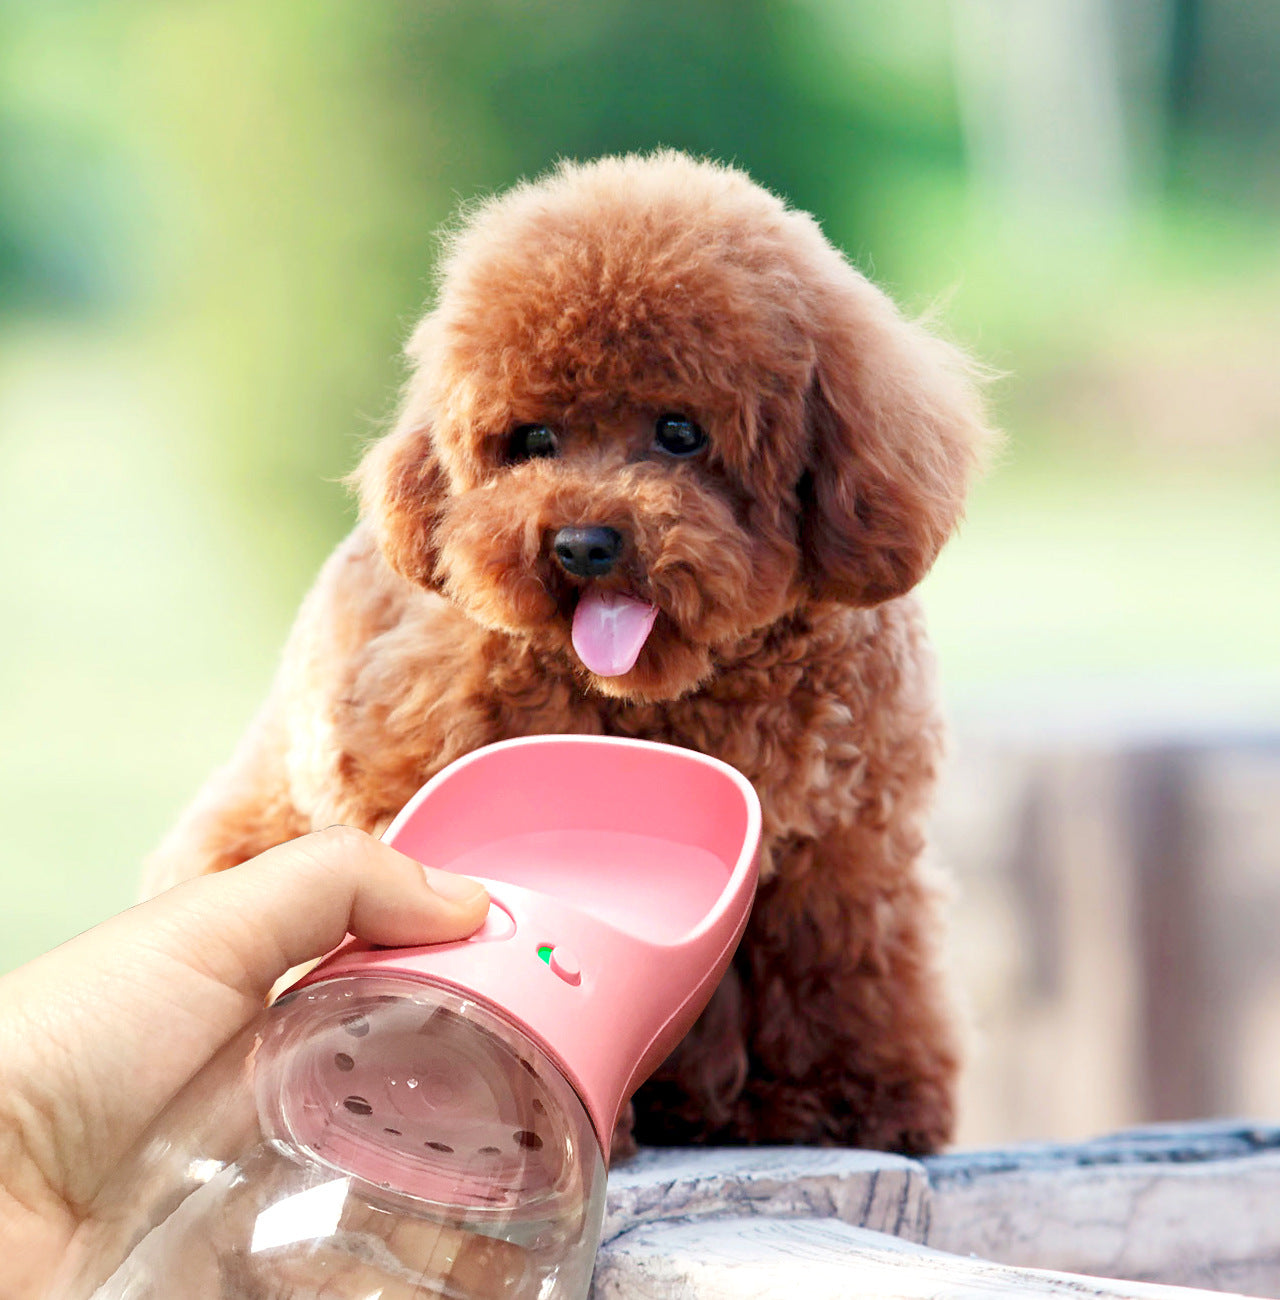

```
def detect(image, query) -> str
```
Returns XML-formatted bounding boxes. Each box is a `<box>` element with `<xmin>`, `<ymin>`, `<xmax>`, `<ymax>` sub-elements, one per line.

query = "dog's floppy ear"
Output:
<box><xmin>352</xmin><ymin>407</ymin><xmax>450</xmax><ymax>591</ymax></box>
<box><xmin>800</xmin><ymin>273</ymin><xmax>993</xmax><ymax>607</ymax></box>
<box><xmin>350</xmin><ymin>318</ymin><xmax>453</xmax><ymax>590</ymax></box>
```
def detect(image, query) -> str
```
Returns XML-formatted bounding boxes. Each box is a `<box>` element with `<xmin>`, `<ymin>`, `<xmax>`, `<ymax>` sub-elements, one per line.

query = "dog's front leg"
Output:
<box><xmin>725</xmin><ymin>824</ymin><xmax>962</xmax><ymax>1154</ymax></box>
<box><xmin>626</xmin><ymin>964</ymin><xmax>750</xmax><ymax>1150</ymax></box>
<box><xmin>626</xmin><ymin>823</ymin><xmax>960</xmax><ymax>1155</ymax></box>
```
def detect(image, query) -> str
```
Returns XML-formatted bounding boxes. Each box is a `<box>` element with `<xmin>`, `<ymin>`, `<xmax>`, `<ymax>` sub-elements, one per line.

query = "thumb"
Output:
<box><xmin>147</xmin><ymin>825</ymin><xmax>490</xmax><ymax>1005</ymax></box>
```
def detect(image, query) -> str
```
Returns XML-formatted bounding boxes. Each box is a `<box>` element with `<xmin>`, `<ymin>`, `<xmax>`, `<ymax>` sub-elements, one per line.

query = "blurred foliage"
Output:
<box><xmin>0</xmin><ymin>0</ymin><xmax>1278</xmax><ymax>970</ymax></box>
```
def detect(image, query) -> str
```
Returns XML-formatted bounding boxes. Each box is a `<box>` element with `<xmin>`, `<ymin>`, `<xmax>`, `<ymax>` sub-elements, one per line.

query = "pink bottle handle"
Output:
<box><xmin>296</xmin><ymin>736</ymin><xmax>761</xmax><ymax>1156</ymax></box>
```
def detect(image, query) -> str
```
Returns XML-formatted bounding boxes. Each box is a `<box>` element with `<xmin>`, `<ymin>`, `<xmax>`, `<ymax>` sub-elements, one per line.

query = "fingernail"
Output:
<box><xmin>424</xmin><ymin>866</ymin><xmax>487</xmax><ymax>904</ymax></box>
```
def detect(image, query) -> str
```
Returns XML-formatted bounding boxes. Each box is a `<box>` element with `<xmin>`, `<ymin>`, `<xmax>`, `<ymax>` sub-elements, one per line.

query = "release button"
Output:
<box><xmin>472</xmin><ymin>901</ymin><xmax>515</xmax><ymax>942</ymax></box>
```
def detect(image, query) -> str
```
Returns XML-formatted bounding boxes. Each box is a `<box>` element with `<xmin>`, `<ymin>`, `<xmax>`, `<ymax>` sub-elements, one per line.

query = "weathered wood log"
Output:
<box><xmin>602</xmin><ymin>1146</ymin><xmax>927</xmax><ymax>1243</ymax></box>
<box><xmin>926</xmin><ymin>1122</ymin><xmax>1280</xmax><ymax>1294</ymax></box>
<box><xmin>596</xmin><ymin>1123</ymin><xmax>1280</xmax><ymax>1298</ymax></box>
<box><xmin>594</xmin><ymin>1217</ymin><xmax>1249</xmax><ymax>1299</ymax></box>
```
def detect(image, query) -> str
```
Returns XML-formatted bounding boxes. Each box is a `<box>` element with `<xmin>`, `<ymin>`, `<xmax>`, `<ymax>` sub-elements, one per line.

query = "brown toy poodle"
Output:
<box><xmin>146</xmin><ymin>151</ymin><xmax>993</xmax><ymax>1157</ymax></box>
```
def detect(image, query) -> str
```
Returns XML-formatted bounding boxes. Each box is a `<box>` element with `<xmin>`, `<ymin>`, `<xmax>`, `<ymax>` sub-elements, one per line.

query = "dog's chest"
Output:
<box><xmin>603</xmin><ymin>679</ymin><xmax>870</xmax><ymax>853</ymax></box>
<box><xmin>312</xmin><ymin>598</ymin><xmax>916</xmax><ymax>858</ymax></box>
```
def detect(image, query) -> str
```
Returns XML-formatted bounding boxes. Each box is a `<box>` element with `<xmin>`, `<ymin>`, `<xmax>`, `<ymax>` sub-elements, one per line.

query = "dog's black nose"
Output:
<box><xmin>553</xmin><ymin>526</ymin><xmax>623</xmax><ymax>578</ymax></box>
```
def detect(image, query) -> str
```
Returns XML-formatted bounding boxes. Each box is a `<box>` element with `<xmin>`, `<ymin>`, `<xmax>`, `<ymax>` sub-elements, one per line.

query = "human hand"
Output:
<box><xmin>0</xmin><ymin>827</ymin><xmax>488</xmax><ymax>1299</ymax></box>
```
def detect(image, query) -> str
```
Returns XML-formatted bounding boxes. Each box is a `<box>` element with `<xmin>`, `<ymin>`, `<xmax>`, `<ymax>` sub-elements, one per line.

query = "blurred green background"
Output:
<box><xmin>2</xmin><ymin>0</ymin><xmax>1278</xmax><ymax>976</ymax></box>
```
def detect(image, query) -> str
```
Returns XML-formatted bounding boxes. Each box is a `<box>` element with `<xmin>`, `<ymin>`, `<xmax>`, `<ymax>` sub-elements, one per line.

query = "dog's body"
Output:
<box><xmin>148</xmin><ymin>152</ymin><xmax>992</xmax><ymax>1155</ymax></box>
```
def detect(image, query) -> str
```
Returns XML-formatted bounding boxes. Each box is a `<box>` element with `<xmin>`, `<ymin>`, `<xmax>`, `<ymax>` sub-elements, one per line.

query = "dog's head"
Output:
<box><xmin>356</xmin><ymin>152</ymin><xmax>992</xmax><ymax>702</ymax></box>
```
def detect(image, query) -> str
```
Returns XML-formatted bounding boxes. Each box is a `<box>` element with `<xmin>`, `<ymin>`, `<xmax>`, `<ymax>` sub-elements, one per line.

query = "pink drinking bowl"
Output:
<box><xmin>289</xmin><ymin>734</ymin><xmax>762</xmax><ymax>1157</ymax></box>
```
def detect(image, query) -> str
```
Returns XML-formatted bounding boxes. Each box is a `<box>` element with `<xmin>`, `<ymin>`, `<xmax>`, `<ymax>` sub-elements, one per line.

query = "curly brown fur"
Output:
<box><xmin>147</xmin><ymin>151</ymin><xmax>994</xmax><ymax>1157</ymax></box>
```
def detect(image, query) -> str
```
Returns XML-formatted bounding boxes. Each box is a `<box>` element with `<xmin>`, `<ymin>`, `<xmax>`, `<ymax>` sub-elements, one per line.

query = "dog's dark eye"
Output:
<box><xmin>653</xmin><ymin>414</ymin><xmax>707</xmax><ymax>457</ymax></box>
<box><xmin>508</xmin><ymin>424</ymin><xmax>559</xmax><ymax>462</ymax></box>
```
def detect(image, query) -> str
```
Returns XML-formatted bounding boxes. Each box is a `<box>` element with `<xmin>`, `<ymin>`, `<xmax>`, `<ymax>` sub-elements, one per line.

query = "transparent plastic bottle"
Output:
<box><xmin>63</xmin><ymin>976</ymin><xmax>606</xmax><ymax>1300</ymax></box>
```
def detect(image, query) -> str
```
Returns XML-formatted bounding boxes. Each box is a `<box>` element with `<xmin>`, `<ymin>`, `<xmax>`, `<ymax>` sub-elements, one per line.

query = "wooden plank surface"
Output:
<box><xmin>603</xmin><ymin>1146</ymin><xmax>926</xmax><ymax>1242</ymax></box>
<box><xmin>925</xmin><ymin>1123</ymin><xmax>1280</xmax><ymax>1295</ymax></box>
<box><xmin>594</xmin><ymin>1217</ymin><xmax>1253</xmax><ymax>1300</ymax></box>
<box><xmin>598</xmin><ymin>1124</ymin><xmax>1280</xmax><ymax>1298</ymax></box>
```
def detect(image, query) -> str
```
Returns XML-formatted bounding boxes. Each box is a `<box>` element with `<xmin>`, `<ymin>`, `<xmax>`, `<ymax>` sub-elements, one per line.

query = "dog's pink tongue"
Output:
<box><xmin>571</xmin><ymin>589</ymin><xmax>659</xmax><ymax>677</ymax></box>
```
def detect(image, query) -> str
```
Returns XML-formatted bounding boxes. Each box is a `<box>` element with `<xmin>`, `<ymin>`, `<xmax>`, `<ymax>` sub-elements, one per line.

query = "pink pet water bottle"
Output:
<box><xmin>68</xmin><ymin>736</ymin><xmax>760</xmax><ymax>1299</ymax></box>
